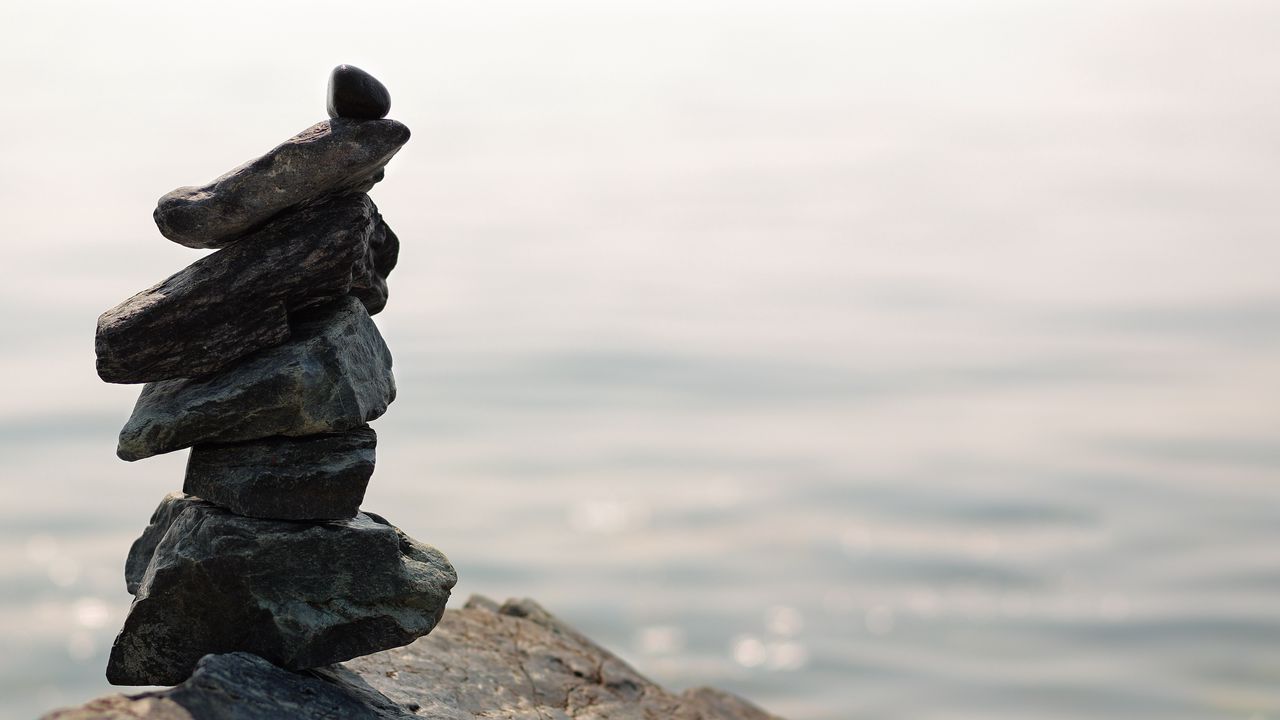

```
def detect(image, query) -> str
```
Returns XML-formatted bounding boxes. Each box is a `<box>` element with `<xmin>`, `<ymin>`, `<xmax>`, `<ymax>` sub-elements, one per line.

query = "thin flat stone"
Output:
<box><xmin>183</xmin><ymin>427</ymin><xmax>377</xmax><ymax>521</ymax></box>
<box><xmin>327</xmin><ymin>64</ymin><xmax>392</xmax><ymax>120</ymax></box>
<box><xmin>116</xmin><ymin>297</ymin><xmax>395</xmax><ymax>461</ymax></box>
<box><xmin>154</xmin><ymin>118</ymin><xmax>409</xmax><ymax>249</ymax></box>
<box><xmin>108</xmin><ymin>494</ymin><xmax>455</xmax><ymax>687</ymax></box>
<box><xmin>96</xmin><ymin>194</ymin><xmax>385</xmax><ymax>385</ymax></box>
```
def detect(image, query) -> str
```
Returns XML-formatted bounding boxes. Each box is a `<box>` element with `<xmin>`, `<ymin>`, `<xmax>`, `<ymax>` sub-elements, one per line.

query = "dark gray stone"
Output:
<box><xmin>184</xmin><ymin>427</ymin><xmax>377</xmax><ymax>521</ymax></box>
<box><xmin>349</xmin><ymin>213</ymin><xmax>399</xmax><ymax>316</ymax></box>
<box><xmin>48</xmin><ymin>598</ymin><xmax>781</xmax><ymax>720</ymax></box>
<box><xmin>183</xmin><ymin>653</ymin><xmax>405</xmax><ymax>720</ymax></box>
<box><xmin>327</xmin><ymin>65</ymin><xmax>392</xmax><ymax>120</ymax></box>
<box><xmin>124</xmin><ymin>493</ymin><xmax>203</xmax><ymax>595</ymax></box>
<box><xmin>96</xmin><ymin>194</ymin><xmax>393</xmax><ymax>385</ymax></box>
<box><xmin>154</xmin><ymin>118</ymin><xmax>409</xmax><ymax>249</ymax></box>
<box><xmin>117</xmin><ymin>297</ymin><xmax>395</xmax><ymax>461</ymax></box>
<box><xmin>46</xmin><ymin>653</ymin><xmax>409</xmax><ymax>719</ymax></box>
<box><xmin>107</xmin><ymin>494</ymin><xmax>456</xmax><ymax>687</ymax></box>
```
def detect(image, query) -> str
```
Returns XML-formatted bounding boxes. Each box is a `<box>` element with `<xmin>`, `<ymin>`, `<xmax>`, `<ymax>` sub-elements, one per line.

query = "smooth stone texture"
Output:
<box><xmin>49</xmin><ymin>598</ymin><xmax>780</xmax><ymax>720</ymax></box>
<box><xmin>154</xmin><ymin>118</ymin><xmax>409</xmax><ymax>249</ymax></box>
<box><xmin>327</xmin><ymin>64</ymin><xmax>391</xmax><ymax>120</ymax></box>
<box><xmin>96</xmin><ymin>194</ymin><xmax>390</xmax><ymax>385</ymax></box>
<box><xmin>184</xmin><ymin>427</ymin><xmax>377</xmax><ymax>521</ymax></box>
<box><xmin>107</xmin><ymin>494</ymin><xmax>455</xmax><ymax>687</ymax></box>
<box><xmin>117</xmin><ymin>296</ymin><xmax>395</xmax><ymax>461</ymax></box>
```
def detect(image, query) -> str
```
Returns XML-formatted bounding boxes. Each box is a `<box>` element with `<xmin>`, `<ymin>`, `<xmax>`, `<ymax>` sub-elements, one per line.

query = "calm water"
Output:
<box><xmin>2</xmin><ymin>2</ymin><xmax>1279</xmax><ymax>718</ymax></box>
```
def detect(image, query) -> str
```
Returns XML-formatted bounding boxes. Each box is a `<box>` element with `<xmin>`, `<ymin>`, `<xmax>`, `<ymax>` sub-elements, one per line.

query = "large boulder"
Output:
<box><xmin>117</xmin><ymin>296</ymin><xmax>395</xmax><ymax>461</ymax></box>
<box><xmin>339</xmin><ymin>596</ymin><xmax>783</xmax><ymax>719</ymax></box>
<box><xmin>108</xmin><ymin>494</ymin><xmax>455</xmax><ymax>687</ymax></box>
<box><xmin>183</xmin><ymin>427</ymin><xmax>377</xmax><ymax>521</ymax></box>
<box><xmin>96</xmin><ymin>194</ymin><xmax>395</xmax><ymax>385</ymax></box>
<box><xmin>154</xmin><ymin>118</ymin><xmax>409</xmax><ymax>249</ymax></box>
<box><xmin>47</xmin><ymin>598</ymin><xmax>781</xmax><ymax>720</ymax></box>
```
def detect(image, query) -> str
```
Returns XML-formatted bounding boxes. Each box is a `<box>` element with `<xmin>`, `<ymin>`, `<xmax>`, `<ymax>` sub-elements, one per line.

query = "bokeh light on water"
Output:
<box><xmin>3</xmin><ymin>1</ymin><xmax>1280</xmax><ymax>719</ymax></box>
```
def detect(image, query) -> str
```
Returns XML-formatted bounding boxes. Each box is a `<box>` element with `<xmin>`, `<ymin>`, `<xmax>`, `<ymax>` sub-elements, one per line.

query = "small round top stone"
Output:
<box><xmin>327</xmin><ymin>65</ymin><xmax>391</xmax><ymax>120</ymax></box>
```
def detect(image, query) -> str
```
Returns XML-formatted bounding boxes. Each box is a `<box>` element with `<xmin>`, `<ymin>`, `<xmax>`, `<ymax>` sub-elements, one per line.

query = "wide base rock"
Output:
<box><xmin>108</xmin><ymin>494</ymin><xmax>455</xmax><ymax>686</ymax></box>
<box><xmin>49</xmin><ymin>598</ymin><xmax>781</xmax><ymax>719</ymax></box>
<box><xmin>117</xmin><ymin>296</ymin><xmax>394</xmax><ymax>461</ymax></box>
<box><xmin>184</xmin><ymin>427</ymin><xmax>377</xmax><ymax>520</ymax></box>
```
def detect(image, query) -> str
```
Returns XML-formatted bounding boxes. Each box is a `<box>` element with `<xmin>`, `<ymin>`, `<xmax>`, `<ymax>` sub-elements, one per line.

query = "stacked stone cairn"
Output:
<box><xmin>94</xmin><ymin>65</ymin><xmax>457</xmax><ymax>687</ymax></box>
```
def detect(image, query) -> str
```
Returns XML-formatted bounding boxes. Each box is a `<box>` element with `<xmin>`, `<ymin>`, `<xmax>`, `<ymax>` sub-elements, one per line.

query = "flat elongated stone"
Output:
<box><xmin>155</xmin><ymin>118</ymin><xmax>409</xmax><ymax>249</ymax></box>
<box><xmin>108</xmin><ymin>494</ymin><xmax>456</xmax><ymax>687</ymax></box>
<box><xmin>327</xmin><ymin>64</ymin><xmax>392</xmax><ymax>120</ymax></box>
<box><xmin>117</xmin><ymin>297</ymin><xmax>395</xmax><ymax>461</ymax></box>
<box><xmin>97</xmin><ymin>194</ymin><xmax>384</xmax><ymax>385</ymax></box>
<box><xmin>184</xmin><ymin>427</ymin><xmax>377</xmax><ymax>520</ymax></box>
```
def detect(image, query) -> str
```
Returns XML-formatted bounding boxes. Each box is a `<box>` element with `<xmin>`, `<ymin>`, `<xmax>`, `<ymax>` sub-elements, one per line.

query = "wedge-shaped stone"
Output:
<box><xmin>96</xmin><ymin>194</ymin><xmax>390</xmax><ymax>385</ymax></box>
<box><xmin>117</xmin><ymin>297</ymin><xmax>395</xmax><ymax>461</ymax></box>
<box><xmin>154</xmin><ymin>118</ymin><xmax>410</xmax><ymax>249</ymax></box>
<box><xmin>108</xmin><ymin>493</ymin><xmax>455</xmax><ymax>687</ymax></box>
<box><xmin>184</xmin><ymin>427</ymin><xmax>377</xmax><ymax>521</ymax></box>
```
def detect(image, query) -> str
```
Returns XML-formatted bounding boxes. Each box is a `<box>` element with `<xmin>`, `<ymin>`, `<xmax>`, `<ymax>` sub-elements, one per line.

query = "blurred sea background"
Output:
<box><xmin>2</xmin><ymin>1</ymin><xmax>1279</xmax><ymax>718</ymax></box>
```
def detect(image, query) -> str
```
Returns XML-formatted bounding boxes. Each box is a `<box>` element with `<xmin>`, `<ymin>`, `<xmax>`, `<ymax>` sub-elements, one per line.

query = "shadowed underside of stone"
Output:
<box><xmin>154</xmin><ymin>118</ymin><xmax>409</xmax><ymax>249</ymax></box>
<box><xmin>116</xmin><ymin>296</ymin><xmax>395</xmax><ymax>461</ymax></box>
<box><xmin>184</xmin><ymin>427</ymin><xmax>377</xmax><ymax>521</ymax></box>
<box><xmin>96</xmin><ymin>194</ymin><xmax>390</xmax><ymax>385</ymax></box>
<box><xmin>108</xmin><ymin>494</ymin><xmax>456</xmax><ymax>687</ymax></box>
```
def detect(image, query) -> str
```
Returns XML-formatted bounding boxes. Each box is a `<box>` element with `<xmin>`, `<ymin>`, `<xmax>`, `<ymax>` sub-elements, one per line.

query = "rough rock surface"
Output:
<box><xmin>350</xmin><ymin>216</ymin><xmax>399</xmax><ymax>315</ymax></box>
<box><xmin>117</xmin><ymin>297</ymin><xmax>395</xmax><ymax>461</ymax></box>
<box><xmin>96</xmin><ymin>194</ymin><xmax>389</xmax><ymax>385</ymax></box>
<box><xmin>46</xmin><ymin>597</ymin><xmax>781</xmax><ymax>720</ymax></box>
<box><xmin>327</xmin><ymin>64</ymin><xmax>392</xmax><ymax>120</ymax></box>
<box><xmin>108</xmin><ymin>494</ymin><xmax>455</xmax><ymax>687</ymax></box>
<box><xmin>123</xmin><ymin>493</ymin><xmax>203</xmax><ymax>595</ymax></box>
<box><xmin>154</xmin><ymin>118</ymin><xmax>409</xmax><ymax>249</ymax></box>
<box><xmin>184</xmin><ymin>427</ymin><xmax>377</xmax><ymax>520</ymax></box>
